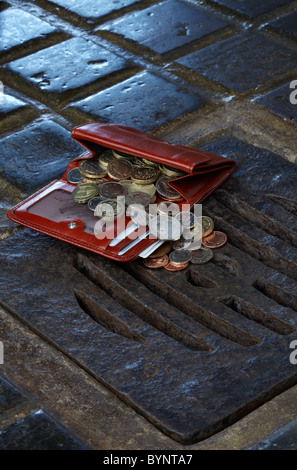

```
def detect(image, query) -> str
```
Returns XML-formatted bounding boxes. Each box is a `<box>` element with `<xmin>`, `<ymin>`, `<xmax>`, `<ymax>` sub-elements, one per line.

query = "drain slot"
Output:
<box><xmin>221</xmin><ymin>296</ymin><xmax>296</xmax><ymax>335</ymax></box>
<box><xmin>253</xmin><ymin>277</ymin><xmax>297</xmax><ymax>313</ymax></box>
<box><xmin>186</xmin><ymin>268</ymin><xmax>216</xmax><ymax>288</ymax></box>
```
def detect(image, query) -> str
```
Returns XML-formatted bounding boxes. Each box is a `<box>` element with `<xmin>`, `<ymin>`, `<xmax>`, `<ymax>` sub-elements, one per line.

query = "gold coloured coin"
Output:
<box><xmin>79</xmin><ymin>159</ymin><xmax>107</xmax><ymax>179</ymax></box>
<box><xmin>107</xmin><ymin>158</ymin><xmax>133</xmax><ymax>180</ymax></box>
<box><xmin>72</xmin><ymin>182</ymin><xmax>99</xmax><ymax>204</ymax></box>
<box><xmin>160</xmin><ymin>164</ymin><xmax>185</xmax><ymax>177</ymax></box>
<box><xmin>128</xmin><ymin>182</ymin><xmax>156</xmax><ymax>198</ymax></box>
<box><xmin>156</xmin><ymin>177</ymin><xmax>182</xmax><ymax>201</ymax></box>
<box><xmin>202</xmin><ymin>216</ymin><xmax>214</xmax><ymax>237</ymax></box>
<box><xmin>143</xmin><ymin>158</ymin><xmax>159</xmax><ymax>167</ymax></box>
<box><xmin>131</xmin><ymin>166</ymin><xmax>159</xmax><ymax>185</ymax></box>
<box><xmin>113</xmin><ymin>149</ymin><xmax>135</xmax><ymax>160</ymax></box>
<box><xmin>157</xmin><ymin>201</ymin><xmax>180</xmax><ymax>217</ymax></box>
<box><xmin>148</xmin><ymin>242</ymin><xmax>172</xmax><ymax>259</ymax></box>
<box><xmin>98</xmin><ymin>150</ymin><xmax>114</xmax><ymax>168</ymax></box>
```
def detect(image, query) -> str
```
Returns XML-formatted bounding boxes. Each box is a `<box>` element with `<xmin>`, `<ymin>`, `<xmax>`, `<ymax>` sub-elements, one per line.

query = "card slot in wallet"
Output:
<box><xmin>7</xmin><ymin>121</ymin><xmax>236</xmax><ymax>262</ymax></box>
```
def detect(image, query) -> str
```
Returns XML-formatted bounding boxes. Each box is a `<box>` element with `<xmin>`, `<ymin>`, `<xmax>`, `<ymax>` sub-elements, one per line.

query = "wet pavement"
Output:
<box><xmin>1</xmin><ymin>0</ymin><xmax>297</xmax><ymax>450</ymax></box>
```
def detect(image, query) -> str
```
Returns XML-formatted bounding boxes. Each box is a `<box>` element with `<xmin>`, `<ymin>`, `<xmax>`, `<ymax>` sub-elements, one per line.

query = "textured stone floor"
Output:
<box><xmin>1</xmin><ymin>0</ymin><xmax>297</xmax><ymax>450</ymax></box>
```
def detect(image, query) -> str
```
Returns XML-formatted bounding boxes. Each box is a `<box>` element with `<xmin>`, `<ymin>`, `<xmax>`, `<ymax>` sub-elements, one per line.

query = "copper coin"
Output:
<box><xmin>148</xmin><ymin>242</ymin><xmax>172</xmax><ymax>259</ymax></box>
<box><xmin>164</xmin><ymin>261</ymin><xmax>189</xmax><ymax>271</ymax></box>
<box><xmin>143</xmin><ymin>255</ymin><xmax>169</xmax><ymax>269</ymax></box>
<box><xmin>202</xmin><ymin>231</ymin><xmax>227</xmax><ymax>248</ymax></box>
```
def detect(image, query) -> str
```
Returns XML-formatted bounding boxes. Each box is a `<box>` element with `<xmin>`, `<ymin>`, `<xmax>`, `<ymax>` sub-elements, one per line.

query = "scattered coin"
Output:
<box><xmin>94</xmin><ymin>199</ymin><xmax>125</xmax><ymax>221</ymax></box>
<box><xmin>169</xmin><ymin>249</ymin><xmax>192</xmax><ymax>265</ymax></box>
<box><xmin>176</xmin><ymin>211</ymin><xmax>197</xmax><ymax>230</ymax></box>
<box><xmin>191</xmin><ymin>246</ymin><xmax>213</xmax><ymax>264</ymax></box>
<box><xmin>72</xmin><ymin>182</ymin><xmax>99</xmax><ymax>204</ymax></box>
<box><xmin>156</xmin><ymin>177</ymin><xmax>183</xmax><ymax>201</ymax></box>
<box><xmin>157</xmin><ymin>201</ymin><xmax>180</xmax><ymax>217</ymax></box>
<box><xmin>143</xmin><ymin>255</ymin><xmax>169</xmax><ymax>269</ymax></box>
<box><xmin>202</xmin><ymin>216</ymin><xmax>214</xmax><ymax>237</ymax></box>
<box><xmin>87</xmin><ymin>196</ymin><xmax>106</xmax><ymax>211</ymax></box>
<box><xmin>98</xmin><ymin>150</ymin><xmax>114</xmax><ymax>168</ymax></box>
<box><xmin>125</xmin><ymin>191</ymin><xmax>151</xmax><ymax>208</ymax></box>
<box><xmin>131</xmin><ymin>166</ymin><xmax>159</xmax><ymax>185</ymax></box>
<box><xmin>67</xmin><ymin>167</ymin><xmax>84</xmax><ymax>184</ymax></box>
<box><xmin>164</xmin><ymin>261</ymin><xmax>189</xmax><ymax>271</ymax></box>
<box><xmin>171</xmin><ymin>236</ymin><xmax>192</xmax><ymax>251</ymax></box>
<box><xmin>148</xmin><ymin>242</ymin><xmax>172</xmax><ymax>259</ymax></box>
<box><xmin>79</xmin><ymin>158</ymin><xmax>107</xmax><ymax>179</ymax></box>
<box><xmin>202</xmin><ymin>231</ymin><xmax>227</xmax><ymax>248</ymax></box>
<box><xmin>149</xmin><ymin>215</ymin><xmax>183</xmax><ymax>241</ymax></box>
<box><xmin>99</xmin><ymin>181</ymin><xmax>127</xmax><ymax>199</ymax></box>
<box><xmin>107</xmin><ymin>158</ymin><xmax>133</xmax><ymax>181</ymax></box>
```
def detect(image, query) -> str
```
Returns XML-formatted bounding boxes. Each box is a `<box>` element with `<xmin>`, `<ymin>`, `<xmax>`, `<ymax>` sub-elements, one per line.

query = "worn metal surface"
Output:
<box><xmin>1</xmin><ymin>138</ymin><xmax>297</xmax><ymax>444</ymax></box>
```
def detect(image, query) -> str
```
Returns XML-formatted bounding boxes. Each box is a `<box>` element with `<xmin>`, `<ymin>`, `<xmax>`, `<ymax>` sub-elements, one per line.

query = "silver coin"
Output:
<box><xmin>149</xmin><ymin>215</ymin><xmax>182</xmax><ymax>241</ymax></box>
<box><xmin>125</xmin><ymin>191</ymin><xmax>151</xmax><ymax>208</ymax></box>
<box><xmin>176</xmin><ymin>211</ymin><xmax>197</xmax><ymax>229</ymax></box>
<box><xmin>191</xmin><ymin>246</ymin><xmax>213</xmax><ymax>264</ymax></box>
<box><xmin>157</xmin><ymin>201</ymin><xmax>180</xmax><ymax>217</ymax></box>
<box><xmin>169</xmin><ymin>250</ymin><xmax>192</xmax><ymax>264</ymax></box>
<box><xmin>87</xmin><ymin>196</ymin><xmax>105</xmax><ymax>211</ymax></box>
<box><xmin>67</xmin><ymin>168</ymin><xmax>84</xmax><ymax>184</ymax></box>
<box><xmin>99</xmin><ymin>181</ymin><xmax>127</xmax><ymax>199</ymax></box>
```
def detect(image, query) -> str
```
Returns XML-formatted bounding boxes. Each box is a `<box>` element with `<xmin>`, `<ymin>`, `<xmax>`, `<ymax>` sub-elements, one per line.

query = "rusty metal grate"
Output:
<box><xmin>1</xmin><ymin>137</ymin><xmax>297</xmax><ymax>444</ymax></box>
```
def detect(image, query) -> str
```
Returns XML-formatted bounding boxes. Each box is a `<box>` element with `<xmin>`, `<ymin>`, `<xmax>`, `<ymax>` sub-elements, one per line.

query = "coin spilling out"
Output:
<box><xmin>155</xmin><ymin>177</ymin><xmax>183</xmax><ymax>201</ymax></box>
<box><xmin>87</xmin><ymin>196</ymin><xmax>105</xmax><ymax>211</ymax></box>
<box><xmin>150</xmin><ymin>215</ymin><xmax>182</xmax><ymax>241</ymax></box>
<box><xmin>79</xmin><ymin>158</ymin><xmax>107</xmax><ymax>179</ymax></box>
<box><xmin>202</xmin><ymin>231</ymin><xmax>227</xmax><ymax>248</ymax></box>
<box><xmin>131</xmin><ymin>166</ymin><xmax>159</xmax><ymax>185</ymax></box>
<box><xmin>157</xmin><ymin>201</ymin><xmax>180</xmax><ymax>217</ymax></box>
<box><xmin>125</xmin><ymin>191</ymin><xmax>151</xmax><ymax>208</ymax></box>
<box><xmin>176</xmin><ymin>211</ymin><xmax>197</xmax><ymax>230</ymax></box>
<box><xmin>143</xmin><ymin>255</ymin><xmax>169</xmax><ymax>269</ymax></box>
<box><xmin>72</xmin><ymin>182</ymin><xmax>99</xmax><ymax>204</ymax></box>
<box><xmin>67</xmin><ymin>168</ymin><xmax>84</xmax><ymax>184</ymax></box>
<box><xmin>191</xmin><ymin>246</ymin><xmax>213</xmax><ymax>264</ymax></box>
<box><xmin>98</xmin><ymin>150</ymin><xmax>114</xmax><ymax>168</ymax></box>
<box><xmin>164</xmin><ymin>261</ymin><xmax>189</xmax><ymax>271</ymax></box>
<box><xmin>107</xmin><ymin>158</ymin><xmax>133</xmax><ymax>181</ymax></box>
<box><xmin>169</xmin><ymin>249</ymin><xmax>192</xmax><ymax>265</ymax></box>
<box><xmin>99</xmin><ymin>181</ymin><xmax>127</xmax><ymax>199</ymax></box>
<box><xmin>201</xmin><ymin>216</ymin><xmax>214</xmax><ymax>237</ymax></box>
<box><xmin>94</xmin><ymin>199</ymin><xmax>125</xmax><ymax>221</ymax></box>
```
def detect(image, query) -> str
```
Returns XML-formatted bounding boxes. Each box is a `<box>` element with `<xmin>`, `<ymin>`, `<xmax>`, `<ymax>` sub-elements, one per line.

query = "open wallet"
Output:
<box><xmin>7</xmin><ymin>122</ymin><xmax>236</xmax><ymax>262</ymax></box>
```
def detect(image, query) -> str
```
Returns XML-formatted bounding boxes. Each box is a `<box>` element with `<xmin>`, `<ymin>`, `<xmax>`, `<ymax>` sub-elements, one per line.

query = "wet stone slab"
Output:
<box><xmin>0</xmin><ymin>8</ymin><xmax>56</xmax><ymax>53</ymax></box>
<box><xmin>47</xmin><ymin>0</ymin><xmax>143</xmax><ymax>19</ymax></box>
<box><xmin>67</xmin><ymin>70</ymin><xmax>203</xmax><ymax>131</ymax></box>
<box><xmin>0</xmin><ymin>410</ymin><xmax>86</xmax><ymax>449</ymax></box>
<box><xmin>209</xmin><ymin>0</ymin><xmax>294</xmax><ymax>18</ymax></box>
<box><xmin>98</xmin><ymin>0</ymin><xmax>228</xmax><ymax>54</ymax></box>
<box><xmin>269</xmin><ymin>11</ymin><xmax>297</xmax><ymax>39</ymax></box>
<box><xmin>177</xmin><ymin>31</ymin><xmax>297</xmax><ymax>93</ymax></box>
<box><xmin>0</xmin><ymin>121</ymin><xmax>81</xmax><ymax>193</ymax></box>
<box><xmin>0</xmin><ymin>93</ymin><xmax>27</xmax><ymax>117</ymax></box>
<box><xmin>255</xmin><ymin>82</ymin><xmax>297</xmax><ymax>123</ymax></box>
<box><xmin>5</xmin><ymin>37</ymin><xmax>128</xmax><ymax>100</ymax></box>
<box><xmin>2</xmin><ymin>138</ymin><xmax>297</xmax><ymax>444</ymax></box>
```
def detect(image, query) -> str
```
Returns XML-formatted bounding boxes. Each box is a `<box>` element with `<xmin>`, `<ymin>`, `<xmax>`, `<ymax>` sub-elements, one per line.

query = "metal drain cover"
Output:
<box><xmin>1</xmin><ymin>138</ymin><xmax>297</xmax><ymax>444</ymax></box>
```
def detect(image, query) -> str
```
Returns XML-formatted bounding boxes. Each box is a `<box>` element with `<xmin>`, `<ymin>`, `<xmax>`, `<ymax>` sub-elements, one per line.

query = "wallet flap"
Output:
<box><xmin>72</xmin><ymin>122</ymin><xmax>218</xmax><ymax>174</ymax></box>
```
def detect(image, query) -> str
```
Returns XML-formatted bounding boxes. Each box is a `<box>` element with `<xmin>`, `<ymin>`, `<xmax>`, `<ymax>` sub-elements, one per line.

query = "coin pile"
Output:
<box><xmin>143</xmin><ymin>215</ymin><xmax>228</xmax><ymax>271</ymax></box>
<box><xmin>67</xmin><ymin>148</ymin><xmax>228</xmax><ymax>267</ymax></box>
<box><xmin>68</xmin><ymin>149</ymin><xmax>186</xmax><ymax>218</ymax></box>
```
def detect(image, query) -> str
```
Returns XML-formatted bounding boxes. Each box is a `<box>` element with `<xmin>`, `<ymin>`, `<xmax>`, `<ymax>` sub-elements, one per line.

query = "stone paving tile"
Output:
<box><xmin>0</xmin><ymin>377</ymin><xmax>27</xmax><ymax>416</ymax></box>
<box><xmin>0</xmin><ymin>93</ymin><xmax>28</xmax><ymax>118</ymax></box>
<box><xmin>44</xmin><ymin>0</ymin><xmax>143</xmax><ymax>19</ymax></box>
<box><xmin>209</xmin><ymin>0</ymin><xmax>295</xmax><ymax>18</ymax></box>
<box><xmin>177</xmin><ymin>30</ymin><xmax>297</xmax><ymax>93</ymax></box>
<box><xmin>255</xmin><ymin>81</ymin><xmax>297</xmax><ymax>123</ymax></box>
<box><xmin>251</xmin><ymin>418</ymin><xmax>297</xmax><ymax>450</ymax></box>
<box><xmin>0</xmin><ymin>410</ymin><xmax>87</xmax><ymax>449</ymax></box>
<box><xmin>66</xmin><ymin>70</ymin><xmax>203</xmax><ymax>130</ymax></box>
<box><xmin>269</xmin><ymin>10</ymin><xmax>297</xmax><ymax>39</ymax></box>
<box><xmin>0</xmin><ymin>7</ymin><xmax>56</xmax><ymax>53</ymax></box>
<box><xmin>99</xmin><ymin>0</ymin><xmax>228</xmax><ymax>54</ymax></box>
<box><xmin>0</xmin><ymin>120</ymin><xmax>81</xmax><ymax>193</ymax></box>
<box><xmin>5</xmin><ymin>37</ymin><xmax>129</xmax><ymax>102</ymax></box>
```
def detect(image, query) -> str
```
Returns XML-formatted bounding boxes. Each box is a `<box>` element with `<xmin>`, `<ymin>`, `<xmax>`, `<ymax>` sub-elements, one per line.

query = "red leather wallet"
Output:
<box><xmin>7</xmin><ymin>122</ymin><xmax>235</xmax><ymax>262</ymax></box>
